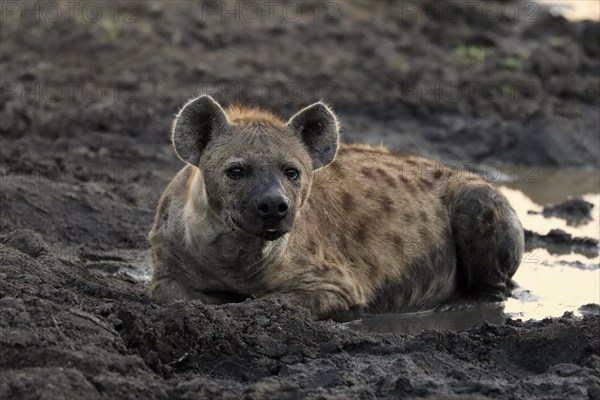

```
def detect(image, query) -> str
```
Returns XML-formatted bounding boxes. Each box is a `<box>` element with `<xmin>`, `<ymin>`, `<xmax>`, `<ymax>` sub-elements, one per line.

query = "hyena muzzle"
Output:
<box><xmin>148</xmin><ymin>95</ymin><xmax>524</xmax><ymax>321</ymax></box>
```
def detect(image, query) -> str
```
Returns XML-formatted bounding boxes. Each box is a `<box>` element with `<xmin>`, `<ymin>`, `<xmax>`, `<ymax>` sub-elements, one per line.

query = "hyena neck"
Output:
<box><xmin>187</xmin><ymin>213</ymin><xmax>289</xmax><ymax>282</ymax></box>
<box><xmin>226</xmin><ymin>232</ymin><xmax>289</xmax><ymax>282</ymax></box>
<box><xmin>183</xmin><ymin>169</ymin><xmax>288</xmax><ymax>280</ymax></box>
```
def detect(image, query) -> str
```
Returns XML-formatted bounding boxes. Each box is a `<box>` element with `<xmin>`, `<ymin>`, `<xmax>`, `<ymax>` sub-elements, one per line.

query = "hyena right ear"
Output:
<box><xmin>287</xmin><ymin>102</ymin><xmax>340</xmax><ymax>169</ymax></box>
<box><xmin>172</xmin><ymin>95</ymin><xmax>229</xmax><ymax>166</ymax></box>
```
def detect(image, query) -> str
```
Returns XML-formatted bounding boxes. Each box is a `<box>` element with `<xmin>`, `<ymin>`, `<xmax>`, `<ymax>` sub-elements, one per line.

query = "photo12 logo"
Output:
<box><xmin>398</xmin><ymin>81</ymin><xmax>542</xmax><ymax>105</ymax></box>
<box><xmin>1</xmin><ymin>82</ymin><xmax>139</xmax><ymax>104</ymax></box>
<box><xmin>0</xmin><ymin>1</ymin><xmax>139</xmax><ymax>24</ymax></box>
<box><xmin>394</xmin><ymin>1</ymin><xmax>540</xmax><ymax>24</ymax></box>
<box><xmin>199</xmin><ymin>82</ymin><xmax>339</xmax><ymax>104</ymax></box>
<box><xmin>198</xmin><ymin>1</ymin><xmax>340</xmax><ymax>23</ymax></box>
<box><xmin>0</xmin><ymin>158</ymin><xmax>139</xmax><ymax>184</ymax></box>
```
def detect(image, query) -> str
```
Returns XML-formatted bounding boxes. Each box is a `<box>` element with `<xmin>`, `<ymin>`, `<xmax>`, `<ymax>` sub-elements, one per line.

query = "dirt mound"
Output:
<box><xmin>1</xmin><ymin>238</ymin><xmax>599</xmax><ymax>399</ymax></box>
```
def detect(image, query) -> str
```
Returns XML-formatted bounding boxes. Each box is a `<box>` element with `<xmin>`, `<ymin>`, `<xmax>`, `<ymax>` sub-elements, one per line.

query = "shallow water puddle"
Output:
<box><xmin>350</xmin><ymin>168</ymin><xmax>600</xmax><ymax>334</ymax></box>
<box><xmin>500</xmin><ymin>169</ymin><xmax>599</xmax><ymax>321</ymax></box>
<box><xmin>537</xmin><ymin>0</ymin><xmax>600</xmax><ymax>21</ymax></box>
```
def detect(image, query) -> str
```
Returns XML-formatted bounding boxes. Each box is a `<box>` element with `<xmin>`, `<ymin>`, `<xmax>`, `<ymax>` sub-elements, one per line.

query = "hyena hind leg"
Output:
<box><xmin>451</xmin><ymin>184</ymin><xmax>524</xmax><ymax>301</ymax></box>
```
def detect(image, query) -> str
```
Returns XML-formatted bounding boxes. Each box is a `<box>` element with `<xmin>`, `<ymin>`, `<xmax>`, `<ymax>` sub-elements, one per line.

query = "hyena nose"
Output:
<box><xmin>254</xmin><ymin>193</ymin><xmax>289</xmax><ymax>220</ymax></box>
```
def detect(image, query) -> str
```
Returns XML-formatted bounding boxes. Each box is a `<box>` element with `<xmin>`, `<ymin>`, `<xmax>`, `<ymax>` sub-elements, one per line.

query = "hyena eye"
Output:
<box><xmin>226</xmin><ymin>167</ymin><xmax>246</xmax><ymax>180</ymax></box>
<box><xmin>284</xmin><ymin>168</ymin><xmax>300</xmax><ymax>181</ymax></box>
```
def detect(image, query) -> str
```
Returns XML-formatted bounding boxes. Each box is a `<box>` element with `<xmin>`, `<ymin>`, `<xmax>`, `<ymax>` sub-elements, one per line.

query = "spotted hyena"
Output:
<box><xmin>148</xmin><ymin>95</ymin><xmax>524</xmax><ymax>321</ymax></box>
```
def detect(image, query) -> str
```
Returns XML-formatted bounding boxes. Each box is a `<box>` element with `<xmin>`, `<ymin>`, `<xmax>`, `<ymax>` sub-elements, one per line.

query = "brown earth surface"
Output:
<box><xmin>1</xmin><ymin>1</ymin><xmax>599</xmax><ymax>399</ymax></box>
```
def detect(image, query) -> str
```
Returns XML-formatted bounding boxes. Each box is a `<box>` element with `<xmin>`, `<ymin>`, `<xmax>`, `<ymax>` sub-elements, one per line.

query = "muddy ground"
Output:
<box><xmin>1</xmin><ymin>1</ymin><xmax>599</xmax><ymax>399</ymax></box>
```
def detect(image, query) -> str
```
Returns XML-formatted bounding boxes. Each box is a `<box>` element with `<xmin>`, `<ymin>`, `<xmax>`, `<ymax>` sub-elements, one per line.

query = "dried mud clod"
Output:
<box><xmin>528</xmin><ymin>197</ymin><xmax>595</xmax><ymax>225</ymax></box>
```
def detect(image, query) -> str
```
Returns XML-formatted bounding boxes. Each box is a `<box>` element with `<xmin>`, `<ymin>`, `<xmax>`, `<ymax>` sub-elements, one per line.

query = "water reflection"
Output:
<box><xmin>349</xmin><ymin>303</ymin><xmax>507</xmax><ymax>335</ymax></box>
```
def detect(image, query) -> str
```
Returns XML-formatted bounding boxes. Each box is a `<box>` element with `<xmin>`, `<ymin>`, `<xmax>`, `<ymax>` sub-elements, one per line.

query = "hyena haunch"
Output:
<box><xmin>148</xmin><ymin>95</ymin><xmax>524</xmax><ymax>321</ymax></box>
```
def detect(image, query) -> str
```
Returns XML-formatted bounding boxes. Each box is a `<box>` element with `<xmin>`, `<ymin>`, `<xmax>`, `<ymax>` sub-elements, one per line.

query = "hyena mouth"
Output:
<box><xmin>256</xmin><ymin>229</ymin><xmax>287</xmax><ymax>241</ymax></box>
<box><xmin>230</xmin><ymin>216</ymin><xmax>287</xmax><ymax>240</ymax></box>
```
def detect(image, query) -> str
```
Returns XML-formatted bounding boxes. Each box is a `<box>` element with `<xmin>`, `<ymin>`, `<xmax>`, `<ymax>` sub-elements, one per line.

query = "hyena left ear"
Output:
<box><xmin>287</xmin><ymin>102</ymin><xmax>340</xmax><ymax>169</ymax></box>
<box><xmin>172</xmin><ymin>95</ymin><xmax>229</xmax><ymax>166</ymax></box>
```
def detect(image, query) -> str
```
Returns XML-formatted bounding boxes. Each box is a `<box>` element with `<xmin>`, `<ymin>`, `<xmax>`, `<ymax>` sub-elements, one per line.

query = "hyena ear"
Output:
<box><xmin>172</xmin><ymin>95</ymin><xmax>229</xmax><ymax>166</ymax></box>
<box><xmin>287</xmin><ymin>102</ymin><xmax>340</xmax><ymax>169</ymax></box>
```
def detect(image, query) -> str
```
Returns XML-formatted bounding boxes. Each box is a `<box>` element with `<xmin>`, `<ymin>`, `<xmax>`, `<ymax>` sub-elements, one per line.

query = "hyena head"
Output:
<box><xmin>172</xmin><ymin>95</ymin><xmax>339</xmax><ymax>241</ymax></box>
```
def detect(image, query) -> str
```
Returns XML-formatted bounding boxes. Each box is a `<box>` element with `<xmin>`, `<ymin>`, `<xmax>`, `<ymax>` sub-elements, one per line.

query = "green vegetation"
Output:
<box><xmin>454</xmin><ymin>45</ymin><xmax>487</xmax><ymax>63</ymax></box>
<box><xmin>386</xmin><ymin>60</ymin><xmax>411</xmax><ymax>75</ymax></box>
<box><xmin>503</xmin><ymin>57</ymin><xmax>522</xmax><ymax>70</ymax></box>
<box><xmin>74</xmin><ymin>12</ymin><xmax>151</xmax><ymax>42</ymax></box>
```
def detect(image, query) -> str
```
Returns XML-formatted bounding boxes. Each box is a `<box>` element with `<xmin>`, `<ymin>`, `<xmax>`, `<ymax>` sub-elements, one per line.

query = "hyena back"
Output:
<box><xmin>148</xmin><ymin>95</ymin><xmax>524</xmax><ymax>320</ymax></box>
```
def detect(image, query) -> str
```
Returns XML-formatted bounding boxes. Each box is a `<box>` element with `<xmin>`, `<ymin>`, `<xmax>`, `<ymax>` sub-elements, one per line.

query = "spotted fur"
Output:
<box><xmin>148</xmin><ymin>96</ymin><xmax>524</xmax><ymax>320</ymax></box>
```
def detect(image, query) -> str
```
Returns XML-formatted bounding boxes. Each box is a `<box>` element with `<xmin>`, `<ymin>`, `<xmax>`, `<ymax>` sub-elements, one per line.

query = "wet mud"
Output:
<box><xmin>1</xmin><ymin>1</ymin><xmax>599</xmax><ymax>398</ymax></box>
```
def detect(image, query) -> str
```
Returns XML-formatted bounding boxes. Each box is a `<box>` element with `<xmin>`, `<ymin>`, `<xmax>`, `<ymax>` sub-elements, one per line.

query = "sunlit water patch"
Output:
<box><xmin>500</xmin><ymin>169</ymin><xmax>599</xmax><ymax>321</ymax></box>
<box><xmin>537</xmin><ymin>0</ymin><xmax>600</xmax><ymax>21</ymax></box>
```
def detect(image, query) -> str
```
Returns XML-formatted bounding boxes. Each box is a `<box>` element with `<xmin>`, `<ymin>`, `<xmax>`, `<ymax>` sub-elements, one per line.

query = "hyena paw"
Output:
<box><xmin>268</xmin><ymin>290</ymin><xmax>363</xmax><ymax>322</ymax></box>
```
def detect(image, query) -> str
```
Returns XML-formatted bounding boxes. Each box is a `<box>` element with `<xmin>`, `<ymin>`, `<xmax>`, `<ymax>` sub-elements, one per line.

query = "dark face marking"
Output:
<box><xmin>328</xmin><ymin>161</ymin><xmax>343</xmax><ymax>176</ymax></box>
<box><xmin>376</xmin><ymin>168</ymin><xmax>397</xmax><ymax>188</ymax></box>
<box><xmin>440</xmin><ymin>194</ymin><xmax>449</xmax><ymax>207</ymax></box>
<box><xmin>157</xmin><ymin>196</ymin><xmax>171</xmax><ymax>223</ymax></box>
<box><xmin>361</xmin><ymin>167</ymin><xmax>375</xmax><ymax>178</ymax></box>
<box><xmin>436</xmin><ymin>207</ymin><xmax>446</xmax><ymax>221</ymax></box>
<box><xmin>341</xmin><ymin>191</ymin><xmax>355</xmax><ymax>213</ymax></box>
<box><xmin>380</xmin><ymin>194</ymin><xmax>395</xmax><ymax>213</ymax></box>
<box><xmin>389</xmin><ymin>233</ymin><xmax>404</xmax><ymax>249</ymax></box>
<box><xmin>483</xmin><ymin>209</ymin><xmax>495</xmax><ymax>222</ymax></box>
<box><xmin>419</xmin><ymin>226</ymin><xmax>429</xmax><ymax>240</ymax></box>
<box><xmin>419</xmin><ymin>178</ymin><xmax>433</xmax><ymax>190</ymax></box>
<box><xmin>355</xmin><ymin>226</ymin><xmax>368</xmax><ymax>242</ymax></box>
<box><xmin>354</xmin><ymin>217</ymin><xmax>371</xmax><ymax>242</ymax></box>
<box><xmin>365</xmin><ymin>261</ymin><xmax>380</xmax><ymax>279</ymax></box>
<box><xmin>340</xmin><ymin>236</ymin><xmax>352</xmax><ymax>261</ymax></box>
<box><xmin>399</xmin><ymin>175</ymin><xmax>416</xmax><ymax>193</ymax></box>
<box><xmin>402</xmin><ymin>210</ymin><xmax>414</xmax><ymax>224</ymax></box>
<box><xmin>384</xmin><ymin>161</ymin><xmax>405</xmax><ymax>171</ymax></box>
<box><xmin>433</xmin><ymin>170</ymin><xmax>443</xmax><ymax>180</ymax></box>
<box><xmin>312</xmin><ymin>296</ymin><xmax>322</xmax><ymax>310</ymax></box>
<box><xmin>313</xmin><ymin>263</ymin><xmax>331</xmax><ymax>278</ymax></box>
<box><xmin>482</xmin><ymin>224</ymin><xmax>495</xmax><ymax>238</ymax></box>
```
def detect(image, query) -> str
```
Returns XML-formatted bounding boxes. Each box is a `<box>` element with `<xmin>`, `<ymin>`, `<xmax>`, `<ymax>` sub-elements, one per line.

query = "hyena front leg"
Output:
<box><xmin>268</xmin><ymin>267</ymin><xmax>366</xmax><ymax>321</ymax></box>
<box><xmin>149</xmin><ymin>276</ymin><xmax>223</xmax><ymax>305</ymax></box>
<box><xmin>149</xmin><ymin>277</ymin><xmax>195</xmax><ymax>303</ymax></box>
<box><xmin>271</xmin><ymin>289</ymin><xmax>364</xmax><ymax>321</ymax></box>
